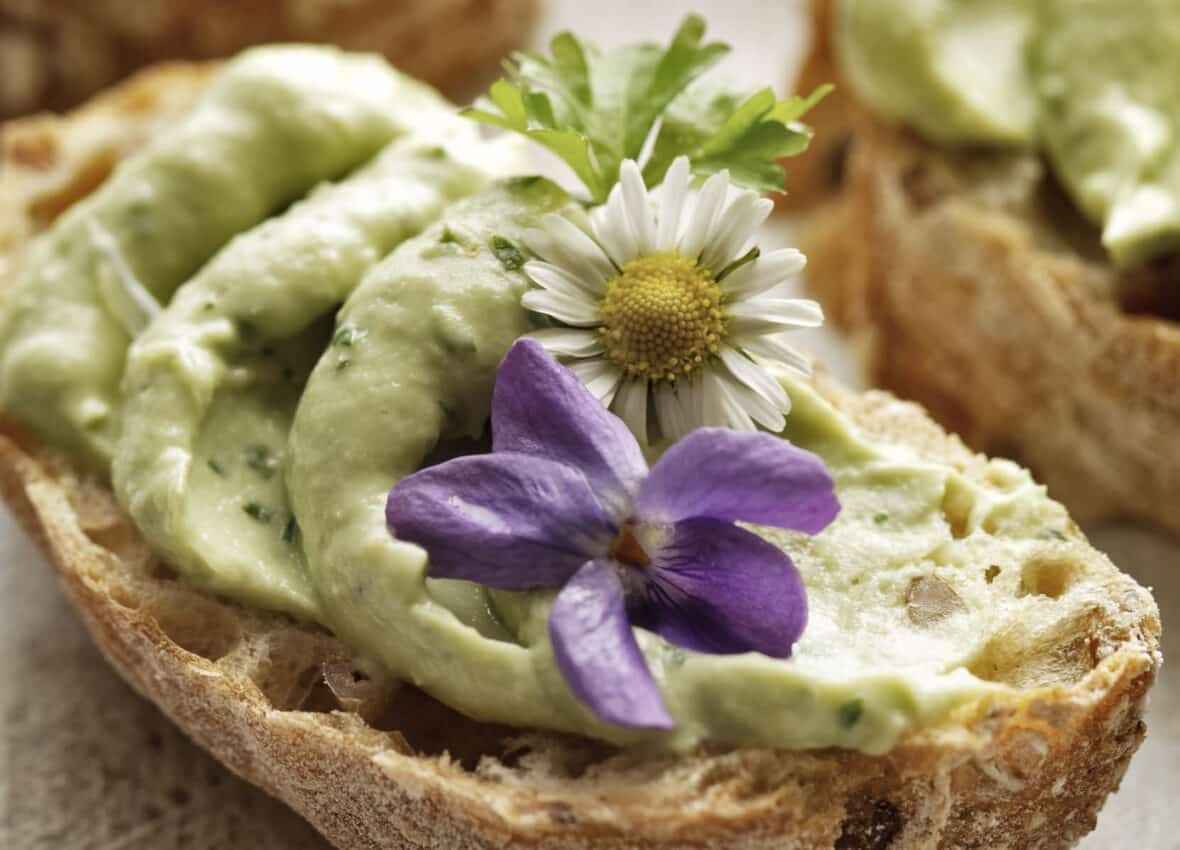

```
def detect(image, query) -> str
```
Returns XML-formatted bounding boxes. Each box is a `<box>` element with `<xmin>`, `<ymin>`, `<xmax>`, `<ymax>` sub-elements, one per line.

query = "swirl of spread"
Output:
<box><xmin>0</xmin><ymin>45</ymin><xmax>449</xmax><ymax>470</ymax></box>
<box><xmin>114</xmin><ymin>130</ymin><xmax>496</xmax><ymax>618</ymax></box>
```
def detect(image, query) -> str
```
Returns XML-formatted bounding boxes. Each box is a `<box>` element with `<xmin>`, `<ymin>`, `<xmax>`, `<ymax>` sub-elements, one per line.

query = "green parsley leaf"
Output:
<box><xmin>243</xmin><ymin>444</ymin><xmax>277</xmax><ymax>479</ymax></box>
<box><xmin>282</xmin><ymin>515</ymin><xmax>301</xmax><ymax>545</ymax></box>
<box><xmin>465</xmin><ymin>15</ymin><xmax>727</xmax><ymax>202</ymax></box>
<box><xmin>837</xmin><ymin>698</ymin><xmax>864</xmax><ymax>729</ymax></box>
<box><xmin>243</xmin><ymin>500</ymin><xmax>272</xmax><ymax>524</ymax></box>
<box><xmin>332</xmin><ymin>323</ymin><xmax>367</xmax><ymax>348</ymax></box>
<box><xmin>490</xmin><ymin>236</ymin><xmax>526</xmax><ymax>270</ymax></box>
<box><xmin>643</xmin><ymin>82</ymin><xmax>831</xmax><ymax>193</ymax></box>
<box><xmin>465</xmin><ymin>15</ymin><xmax>829</xmax><ymax>201</ymax></box>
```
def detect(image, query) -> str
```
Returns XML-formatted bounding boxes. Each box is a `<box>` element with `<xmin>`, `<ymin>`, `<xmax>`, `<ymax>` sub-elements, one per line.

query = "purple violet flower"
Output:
<box><xmin>386</xmin><ymin>339</ymin><xmax>840</xmax><ymax>730</ymax></box>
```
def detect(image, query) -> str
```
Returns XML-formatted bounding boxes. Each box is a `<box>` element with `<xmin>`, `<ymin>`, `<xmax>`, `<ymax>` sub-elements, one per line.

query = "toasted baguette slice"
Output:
<box><xmin>0</xmin><ymin>0</ymin><xmax>538</xmax><ymax>119</ymax></box>
<box><xmin>0</xmin><ymin>62</ymin><xmax>1161</xmax><ymax>850</ymax></box>
<box><xmin>793</xmin><ymin>0</ymin><xmax>1180</xmax><ymax>535</ymax></box>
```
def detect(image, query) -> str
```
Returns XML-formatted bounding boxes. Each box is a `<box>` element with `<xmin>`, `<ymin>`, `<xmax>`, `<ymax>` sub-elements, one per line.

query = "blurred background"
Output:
<box><xmin>0</xmin><ymin>1</ymin><xmax>1174</xmax><ymax>848</ymax></box>
<box><xmin>0</xmin><ymin>0</ymin><xmax>535</xmax><ymax>117</ymax></box>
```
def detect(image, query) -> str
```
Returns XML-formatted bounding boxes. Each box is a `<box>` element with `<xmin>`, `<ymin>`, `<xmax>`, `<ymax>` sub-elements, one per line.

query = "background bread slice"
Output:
<box><xmin>0</xmin><ymin>0</ymin><xmax>538</xmax><ymax>120</ymax></box>
<box><xmin>793</xmin><ymin>0</ymin><xmax>1180</xmax><ymax>536</ymax></box>
<box><xmin>0</xmin><ymin>62</ymin><xmax>1162</xmax><ymax>850</ymax></box>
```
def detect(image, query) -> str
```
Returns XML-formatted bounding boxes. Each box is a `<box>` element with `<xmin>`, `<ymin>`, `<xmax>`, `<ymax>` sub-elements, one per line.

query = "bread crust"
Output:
<box><xmin>0</xmin><ymin>0</ymin><xmax>538</xmax><ymax>119</ymax></box>
<box><xmin>794</xmin><ymin>0</ymin><xmax>1180</xmax><ymax>536</ymax></box>
<box><xmin>776</xmin><ymin>0</ymin><xmax>854</xmax><ymax>211</ymax></box>
<box><xmin>0</xmin><ymin>62</ymin><xmax>1162</xmax><ymax>850</ymax></box>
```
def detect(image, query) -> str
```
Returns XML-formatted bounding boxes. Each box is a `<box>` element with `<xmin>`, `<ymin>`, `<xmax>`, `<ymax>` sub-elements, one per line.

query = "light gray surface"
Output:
<box><xmin>0</xmin><ymin>1</ymin><xmax>1174</xmax><ymax>847</ymax></box>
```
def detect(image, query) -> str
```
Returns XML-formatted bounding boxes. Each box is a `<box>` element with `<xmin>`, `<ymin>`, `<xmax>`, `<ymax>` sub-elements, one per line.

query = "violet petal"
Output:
<box><xmin>636</xmin><ymin>428</ymin><xmax>839</xmax><ymax>533</ymax></box>
<box><xmin>493</xmin><ymin>339</ymin><xmax>647</xmax><ymax>515</ymax></box>
<box><xmin>387</xmin><ymin>453</ymin><xmax>616</xmax><ymax>590</ymax></box>
<box><xmin>549</xmin><ymin>558</ymin><xmax>675</xmax><ymax>730</ymax></box>
<box><xmin>634</xmin><ymin>517</ymin><xmax>808</xmax><ymax>657</ymax></box>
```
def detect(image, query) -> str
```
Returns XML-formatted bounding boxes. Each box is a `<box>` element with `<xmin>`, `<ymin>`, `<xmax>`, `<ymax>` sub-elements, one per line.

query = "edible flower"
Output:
<box><xmin>386</xmin><ymin>340</ymin><xmax>839</xmax><ymax>729</ymax></box>
<box><xmin>523</xmin><ymin>156</ymin><xmax>824</xmax><ymax>445</ymax></box>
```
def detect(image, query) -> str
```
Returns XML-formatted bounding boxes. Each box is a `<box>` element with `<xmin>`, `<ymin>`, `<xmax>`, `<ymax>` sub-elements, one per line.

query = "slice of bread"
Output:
<box><xmin>0</xmin><ymin>62</ymin><xmax>1162</xmax><ymax>850</ymax></box>
<box><xmin>0</xmin><ymin>0</ymin><xmax>538</xmax><ymax>119</ymax></box>
<box><xmin>793</xmin><ymin>0</ymin><xmax>1180</xmax><ymax>535</ymax></box>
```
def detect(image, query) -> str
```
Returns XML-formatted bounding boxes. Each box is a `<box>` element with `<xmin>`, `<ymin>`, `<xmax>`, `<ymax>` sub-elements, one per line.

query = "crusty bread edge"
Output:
<box><xmin>794</xmin><ymin>0</ymin><xmax>1180</xmax><ymax>535</ymax></box>
<box><xmin>0</xmin><ymin>62</ymin><xmax>1163</xmax><ymax>850</ymax></box>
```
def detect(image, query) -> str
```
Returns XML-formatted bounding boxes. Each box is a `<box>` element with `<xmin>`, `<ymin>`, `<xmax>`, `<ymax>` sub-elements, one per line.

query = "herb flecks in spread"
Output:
<box><xmin>0</xmin><ymin>46</ymin><xmax>451</xmax><ymax>470</ymax></box>
<box><xmin>523</xmin><ymin>158</ymin><xmax>822</xmax><ymax>444</ymax></box>
<box><xmin>387</xmin><ymin>340</ymin><xmax>838</xmax><ymax>728</ymax></box>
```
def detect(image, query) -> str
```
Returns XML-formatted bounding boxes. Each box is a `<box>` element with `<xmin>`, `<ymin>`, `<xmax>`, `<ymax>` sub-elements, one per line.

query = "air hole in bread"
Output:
<box><xmin>491</xmin><ymin>734</ymin><xmax>618</xmax><ymax>780</ymax></box>
<box><xmin>1120</xmin><ymin>255</ymin><xmax>1180</xmax><ymax>321</ymax></box>
<box><xmin>984</xmin><ymin>564</ymin><xmax>1002</xmax><ymax>584</ymax></box>
<box><xmin>899</xmin><ymin>158</ymin><xmax>951</xmax><ymax>213</ymax></box>
<box><xmin>966</xmin><ymin>608</ymin><xmax>1100</xmax><ymax>687</ymax></box>
<box><xmin>147</xmin><ymin>559</ymin><xmax>178</xmax><ymax>581</ymax></box>
<box><xmin>83</xmin><ymin>522</ymin><xmax>156</xmax><ymax>575</ymax></box>
<box><xmin>373</xmin><ymin>685</ymin><xmax>522</xmax><ymax>770</ymax></box>
<box><xmin>239</xmin><ymin>630</ymin><xmax>343</xmax><ymax>711</ymax></box>
<box><xmin>145</xmin><ymin>588</ymin><xmax>242</xmax><ymax>661</ymax></box>
<box><xmin>940</xmin><ymin>479</ymin><xmax>974</xmax><ymax>539</ymax></box>
<box><xmin>905</xmin><ymin>575</ymin><xmax>966</xmax><ymax>626</ymax></box>
<box><xmin>835</xmin><ymin>796</ymin><xmax>901</xmax><ymax>850</ymax></box>
<box><xmin>1018</xmin><ymin>557</ymin><xmax>1077</xmax><ymax>600</ymax></box>
<box><xmin>66</xmin><ymin>476</ymin><xmax>124</xmax><ymax>531</ymax></box>
<box><xmin>106</xmin><ymin>578</ymin><xmax>144</xmax><ymax>611</ymax></box>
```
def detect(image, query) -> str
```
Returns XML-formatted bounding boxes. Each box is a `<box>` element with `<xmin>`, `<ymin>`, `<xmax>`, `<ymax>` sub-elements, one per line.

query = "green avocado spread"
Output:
<box><xmin>837</xmin><ymin>0</ymin><xmax>1180</xmax><ymax>267</ymax></box>
<box><xmin>1</xmin><ymin>47</ymin><xmax>1089</xmax><ymax>754</ymax></box>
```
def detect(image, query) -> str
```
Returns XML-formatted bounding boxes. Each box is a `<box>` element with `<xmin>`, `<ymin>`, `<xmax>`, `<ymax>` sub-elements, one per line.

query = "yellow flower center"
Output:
<box><xmin>598</xmin><ymin>253</ymin><xmax>723</xmax><ymax>382</ymax></box>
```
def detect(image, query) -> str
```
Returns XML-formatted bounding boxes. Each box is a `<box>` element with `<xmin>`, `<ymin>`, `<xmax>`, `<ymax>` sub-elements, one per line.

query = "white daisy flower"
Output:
<box><xmin>521</xmin><ymin>155</ymin><xmax>824</xmax><ymax>445</ymax></box>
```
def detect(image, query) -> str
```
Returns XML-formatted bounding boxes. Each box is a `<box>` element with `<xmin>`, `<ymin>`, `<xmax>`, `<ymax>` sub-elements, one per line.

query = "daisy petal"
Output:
<box><xmin>522</xmin><ymin>289</ymin><xmax>600</xmax><ymax>327</ymax></box>
<box><xmin>677</xmin><ymin>170</ymin><xmax>729</xmax><ymax>261</ymax></box>
<box><xmin>656</xmin><ymin>156</ymin><xmax>691</xmax><ymax>251</ymax></box>
<box><xmin>493</xmin><ymin>340</ymin><xmax>645</xmax><ymax>506</ymax></box>
<box><xmin>700</xmin><ymin>193</ymin><xmax>773</xmax><ymax>274</ymax></box>
<box><xmin>612</xmin><ymin>377</ymin><xmax>650</xmax><ymax>447</ymax></box>
<box><xmin>571</xmin><ymin>359</ymin><xmax>624</xmax><ymax>407</ymax></box>
<box><xmin>549</xmin><ymin>558</ymin><xmax>675</xmax><ymax>729</ymax></box>
<box><xmin>738</xmin><ymin>335</ymin><xmax>813</xmax><ymax>376</ymax></box>
<box><xmin>718</xmin><ymin>346</ymin><xmax>791</xmax><ymax>416</ymax></box>
<box><xmin>717</xmin><ymin>368</ymin><xmax>787</xmax><ymax>432</ymax></box>
<box><xmin>524</xmin><ymin>260</ymin><xmax>603</xmax><ymax>300</ymax></box>
<box><xmin>720</xmin><ymin>248</ymin><xmax>807</xmax><ymax>298</ymax></box>
<box><xmin>525</xmin><ymin>214</ymin><xmax>616</xmax><ymax>292</ymax></box>
<box><xmin>619</xmin><ymin>160</ymin><xmax>656</xmax><ymax>256</ymax></box>
<box><xmin>654</xmin><ymin>382</ymin><xmax>688</xmax><ymax>443</ymax></box>
<box><xmin>528</xmin><ymin>327</ymin><xmax>605</xmax><ymax>358</ymax></box>
<box><xmin>636</xmin><ymin>517</ymin><xmax>807</xmax><ymax>657</ymax></box>
<box><xmin>681</xmin><ymin>370</ymin><xmax>706</xmax><ymax>432</ymax></box>
<box><xmin>701</xmin><ymin>366</ymin><xmax>755</xmax><ymax>431</ymax></box>
<box><xmin>591</xmin><ymin>183</ymin><xmax>639</xmax><ymax>267</ymax></box>
<box><xmin>387</xmin><ymin>452</ymin><xmax>615</xmax><ymax>589</ymax></box>
<box><xmin>726</xmin><ymin>297</ymin><xmax>825</xmax><ymax>336</ymax></box>
<box><xmin>636</xmin><ymin>427</ymin><xmax>840</xmax><ymax>532</ymax></box>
